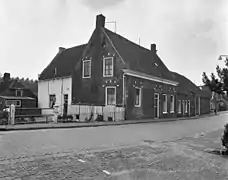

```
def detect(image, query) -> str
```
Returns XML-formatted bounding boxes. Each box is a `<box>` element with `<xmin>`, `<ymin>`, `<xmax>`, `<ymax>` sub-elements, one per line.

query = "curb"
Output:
<box><xmin>0</xmin><ymin>113</ymin><xmax>219</xmax><ymax>131</ymax></box>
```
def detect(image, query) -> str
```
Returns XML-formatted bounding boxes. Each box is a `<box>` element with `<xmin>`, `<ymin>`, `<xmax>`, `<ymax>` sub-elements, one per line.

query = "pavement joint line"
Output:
<box><xmin>102</xmin><ymin>170</ymin><xmax>111</xmax><ymax>175</ymax></box>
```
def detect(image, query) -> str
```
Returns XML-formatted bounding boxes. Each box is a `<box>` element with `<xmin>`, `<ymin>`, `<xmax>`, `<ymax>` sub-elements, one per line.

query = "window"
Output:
<box><xmin>170</xmin><ymin>95</ymin><xmax>175</xmax><ymax>113</ymax></box>
<box><xmin>182</xmin><ymin>100</ymin><xmax>185</xmax><ymax>114</ymax></box>
<box><xmin>163</xmin><ymin>94</ymin><xmax>168</xmax><ymax>113</ymax></box>
<box><xmin>5</xmin><ymin>100</ymin><xmax>21</xmax><ymax>107</ymax></box>
<box><xmin>178</xmin><ymin>100</ymin><xmax>181</xmax><ymax>113</ymax></box>
<box><xmin>135</xmin><ymin>87</ymin><xmax>141</xmax><ymax>107</ymax></box>
<box><xmin>49</xmin><ymin>94</ymin><xmax>56</xmax><ymax>108</ymax></box>
<box><xmin>185</xmin><ymin>100</ymin><xmax>188</xmax><ymax>113</ymax></box>
<box><xmin>82</xmin><ymin>60</ymin><xmax>91</xmax><ymax>78</ymax></box>
<box><xmin>106</xmin><ymin>87</ymin><xmax>116</xmax><ymax>105</ymax></box>
<box><xmin>16</xmin><ymin>89</ymin><xmax>23</xmax><ymax>97</ymax></box>
<box><xmin>103</xmin><ymin>57</ymin><xmax>113</xmax><ymax>77</ymax></box>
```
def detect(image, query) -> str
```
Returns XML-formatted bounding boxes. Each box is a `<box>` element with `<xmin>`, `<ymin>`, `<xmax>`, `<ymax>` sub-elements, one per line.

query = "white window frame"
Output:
<box><xmin>178</xmin><ymin>100</ymin><xmax>182</xmax><ymax>114</ymax></box>
<box><xmin>5</xmin><ymin>100</ymin><xmax>21</xmax><ymax>107</ymax></box>
<box><xmin>103</xmin><ymin>57</ymin><xmax>114</xmax><ymax>77</ymax></box>
<box><xmin>185</xmin><ymin>100</ymin><xmax>188</xmax><ymax>113</ymax></box>
<box><xmin>15</xmin><ymin>89</ymin><xmax>23</xmax><ymax>97</ymax></box>
<box><xmin>170</xmin><ymin>95</ymin><xmax>175</xmax><ymax>113</ymax></box>
<box><xmin>154</xmin><ymin>93</ymin><xmax>160</xmax><ymax>118</ymax></box>
<box><xmin>162</xmin><ymin>94</ymin><xmax>168</xmax><ymax>114</ymax></box>
<box><xmin>82</xmin><ymin>60</ymin><xmax>91</xmax><ymax>78</ymax></box>
<box><xmin>135</xmin><ymin>87</ymin><xmax>142</xmax><ymax>107</ymax></box>
<box><xmin>105</xmin><ymin>86</ymin><xmax>116</xmax><ymax>106</ymax></box>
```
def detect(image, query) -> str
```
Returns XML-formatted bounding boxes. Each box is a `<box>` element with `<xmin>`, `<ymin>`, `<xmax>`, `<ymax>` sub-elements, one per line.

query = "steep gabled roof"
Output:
<box><xmin>103</xmin><ymin>28</ymin><xmax>175</xmax><ymax>82</ymax></box>
<box><xmin>39</xmin><ymin>44</ymin><xmax>87</xmax><ymax>80</ymax></box>
<box><xmin>0</xmin><ymin>79</ymin><xmax>37</xmax><ymax>98</ymax></box>
<box><xmin>171</xmin><ymin>72</ymin><xmax>210</xmax><ymax>97</ymax></box>
<box><xmin>9</xmin><ymin>80</ymin><xmax>26</xmax><ymax>89</ymax></box>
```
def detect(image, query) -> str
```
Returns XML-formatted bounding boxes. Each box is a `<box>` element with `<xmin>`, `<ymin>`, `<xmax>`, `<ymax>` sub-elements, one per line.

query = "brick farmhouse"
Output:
<box><xmin>38</xmin><ymin>14</ymin><xmax>211</xmax><ymax>121</ymax></box>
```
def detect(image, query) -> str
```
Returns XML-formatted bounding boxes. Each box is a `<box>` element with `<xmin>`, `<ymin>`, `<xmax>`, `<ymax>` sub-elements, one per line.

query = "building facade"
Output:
<box><xmin>38</xmin><ymin>14</ymin><xmax>211</xmax><ymax>120</ymax></box>
<box><xmin>0</xmin><ymin>73</ymin><xmax>37</xmax><ymax>110</ymax></box>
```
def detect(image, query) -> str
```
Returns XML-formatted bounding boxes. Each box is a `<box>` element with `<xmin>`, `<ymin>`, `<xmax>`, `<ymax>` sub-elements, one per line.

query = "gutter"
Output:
<box><xmin>123</xmin><ymin>69</ymin><xmax>178</xmax><ymax>86</ymax></box>
<box><xmin>38</xmin><ymin>75</ymin><xmax>72</xmax><ymax>82</ymax></box>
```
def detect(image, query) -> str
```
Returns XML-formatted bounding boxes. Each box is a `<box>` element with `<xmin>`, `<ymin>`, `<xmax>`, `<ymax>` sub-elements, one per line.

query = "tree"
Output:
<box><xmin>202</xmin><ymin>58</ymin><xmax>228</xmax><ymax>96</ymax></box>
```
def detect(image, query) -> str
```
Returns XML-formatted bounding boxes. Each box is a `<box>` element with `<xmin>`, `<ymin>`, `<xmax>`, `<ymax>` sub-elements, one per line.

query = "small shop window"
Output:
<box><xmin>185</xmin><ymin>100</ymin><xmax>188</xmax><ymax>113</ymax></box>
<box><xmin>170</xmin><ymin>95</ymin><xmax>175</xmax><ymax>113</ymax></box>
<box><xmin>178</xmin><ymin>100</ymin><xmax>181</xmax><ymax>113</ymax></box>
<box><xmin>163</xmin><ymin>94</ymin><xmax>168</xmax><ymax>113</ymax></box>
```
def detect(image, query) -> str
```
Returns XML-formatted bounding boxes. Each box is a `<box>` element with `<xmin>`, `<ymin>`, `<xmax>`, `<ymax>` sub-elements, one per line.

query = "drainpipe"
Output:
<box><xmin>123</xmin><ymin>72</ymin><xmax>126</xmax><ymax>119</ymax></box>
<box><xmin>61</xmin><ymin>78</ymin><xmax>63</xmax><ymax>115</ymax></box>
<box><xmin>122</xmin><ymin>73</ymin><xmax>125</xmax><ymax>106</ymax></box>
<box><xmin>195</xmin><ymin>95</ymin><xmax>196</xmax><ymax>116</ymax></box>
<box><xmin>48</xmin><ymin>81</ymin><xmax>50</xmax><ymax>108</ymax></box>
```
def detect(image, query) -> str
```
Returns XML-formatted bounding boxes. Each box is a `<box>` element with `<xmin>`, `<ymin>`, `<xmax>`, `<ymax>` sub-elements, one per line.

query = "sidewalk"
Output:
<box><xmin>0</xmin><ymin>112</ymin><xmax>221</xmax><ymax>131</ymax></box>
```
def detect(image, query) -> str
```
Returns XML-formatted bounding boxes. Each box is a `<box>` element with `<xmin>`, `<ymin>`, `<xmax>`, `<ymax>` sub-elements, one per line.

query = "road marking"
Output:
<box><xmin>78</xmin><ymin>159</ymin><xmax>85</xmax><ymax>163</ymax></box>
<box><xmin>103</xmin><ymin>170</ymin><xmax>111</xmax><ymax>175</ymax></box>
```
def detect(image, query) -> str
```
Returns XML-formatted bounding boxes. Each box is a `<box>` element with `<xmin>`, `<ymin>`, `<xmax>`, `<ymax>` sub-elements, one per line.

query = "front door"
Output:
<box><xmin>154</xmin><ymin>93</ymin><xmax>159</xmax><ymax>118</ymax></box>
<box><xmin>63</xmin><ymin>94</ymin><xmax>68</xmax><ymax>116</ymax></box>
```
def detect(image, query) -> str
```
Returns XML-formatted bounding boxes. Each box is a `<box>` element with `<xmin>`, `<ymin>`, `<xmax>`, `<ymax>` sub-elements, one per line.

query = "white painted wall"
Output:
<box><xmin>38</xmin><ymin>77</ymin><xmax>72</xmax><ymax>114</ymax></box>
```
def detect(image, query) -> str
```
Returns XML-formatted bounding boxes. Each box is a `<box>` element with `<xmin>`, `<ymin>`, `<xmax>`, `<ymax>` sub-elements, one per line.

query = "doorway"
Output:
<box><xmin>63</xmin><ymin>94</ymin><xmax>68</xmax><ymax>117</ymax></box>
<box><xmin>154</xmin><ymin>93</ymin><xmax>159</xmax><ymax>118</ymax></box>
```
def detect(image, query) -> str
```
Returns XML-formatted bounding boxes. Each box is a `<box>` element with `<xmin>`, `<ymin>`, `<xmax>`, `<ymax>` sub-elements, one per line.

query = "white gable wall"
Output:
<box><xmin>38</xmin><ymin>77</ymin><xmax>72</xmax><ymax>114</ymax></box>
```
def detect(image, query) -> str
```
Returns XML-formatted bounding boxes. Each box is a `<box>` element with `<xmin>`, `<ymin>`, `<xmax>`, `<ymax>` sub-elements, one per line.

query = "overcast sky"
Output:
<box><xmin>0</xmin><ymin>0</ymin><xmax>227</xmax><ymax>85</ymax></box>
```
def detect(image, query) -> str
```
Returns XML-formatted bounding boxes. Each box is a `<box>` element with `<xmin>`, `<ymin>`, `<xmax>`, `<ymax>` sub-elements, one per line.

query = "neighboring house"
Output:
<box><xmin>199</xmin><ymin>85</ymin><xmax>228</xmax><ymax>111</ymax></box>
<box><xmin>38</xmin><ymin>14</ymin><xmax>211</xmax><ymax>120</ymax></box>
<box><xmin>0</xmin><ymin>73</ymin><xmax>37</xmax><ymax>110</ymax></box>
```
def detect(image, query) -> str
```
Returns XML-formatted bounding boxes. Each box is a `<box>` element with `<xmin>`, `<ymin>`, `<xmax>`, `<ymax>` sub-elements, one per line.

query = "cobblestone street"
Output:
<box><xmin>1</xmin><ymin>128</ymin><xmax>228</xmax><ymax>180</ymax></box>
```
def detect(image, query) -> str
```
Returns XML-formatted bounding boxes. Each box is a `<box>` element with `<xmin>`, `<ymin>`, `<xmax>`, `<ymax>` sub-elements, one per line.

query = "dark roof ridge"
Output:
<box><xmin>63</xmin><ymin>43</ymin><xmax>87</xmax><ymax>52</ymax></box>
<box><xmin>104</xmin><ymin>28</ymin><xmax>152</xmax><ymax>53</ymax></box>
<box><xmin>39</xmin><ymin>43</ymin><xmax>86</xmax><ymax>80</ymax></box>
<box><xmin>171</xmin><ymin>71</ymin><xmax>197</xmax><ymax>85</ymax></box>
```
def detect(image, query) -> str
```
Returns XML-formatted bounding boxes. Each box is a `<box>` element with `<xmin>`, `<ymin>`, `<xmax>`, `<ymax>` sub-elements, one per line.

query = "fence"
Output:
<box><xmin>0</xmin><ymin>104</ymin><xmax>125</xmax><ymax>125</ymax></box>
<box><xmin>66</xmin><ymin>104</ymin><xmax>125</xmax><ymax>122</ymax></box>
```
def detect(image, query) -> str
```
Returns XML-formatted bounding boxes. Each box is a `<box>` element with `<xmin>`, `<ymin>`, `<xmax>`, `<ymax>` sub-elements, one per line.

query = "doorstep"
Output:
<box><xmin>0</xmin><ymin>112</ymin><xmax>220</xmax><ymax>131</ymax></box>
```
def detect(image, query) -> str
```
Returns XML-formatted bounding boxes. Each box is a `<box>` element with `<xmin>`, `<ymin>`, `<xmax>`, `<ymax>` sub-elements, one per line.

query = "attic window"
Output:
<box><xmin>154</xmin><ymin>63</ymin><xmax>158</xmax><ymax>67</ymax></box>
<box><xmin>16</xmin><ymin>89</ymin><xmax>23</xmax><ymax>97</ymax></box>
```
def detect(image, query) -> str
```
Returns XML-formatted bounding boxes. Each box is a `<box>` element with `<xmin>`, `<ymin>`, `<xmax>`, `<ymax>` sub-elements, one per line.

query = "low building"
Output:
<box><xmin>0</xmin><ymin>73</ymin><xmax>37</xmax><ymax>110</ymax></box>
<box><xmin>38</xmin><ymin>14</ymin><xmax>211</xmax><ymax>121</ymax></box>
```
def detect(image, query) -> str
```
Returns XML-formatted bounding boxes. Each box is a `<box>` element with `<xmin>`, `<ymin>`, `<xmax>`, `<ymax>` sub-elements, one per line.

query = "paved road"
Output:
<box><xmin>0</xmin><ymin>112</ymin><xmax>227</xmax><ymax>160</ymax></box>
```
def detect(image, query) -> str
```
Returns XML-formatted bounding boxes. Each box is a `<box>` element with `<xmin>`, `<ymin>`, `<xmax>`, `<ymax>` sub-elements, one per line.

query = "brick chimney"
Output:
<box><xmin>96</xmin><ymin>14</ymin><xmax>106</xmax><ymax>28</ymax></box>
<box><xmin>151</xmin><ymin>44</ymin><xmax>157</xmax><ymax>53</ymax></box>
<box><xmin>3</xmin><ymin>73</ymin><xmax>10</xmax><ymax>81</ymax></box>
<box><xmin>58</xmin><ymin>47</ymin><xmax>65</xmax><ymax>54</ymax></box>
